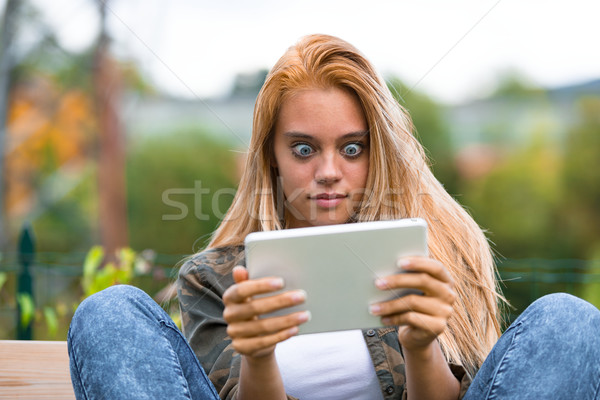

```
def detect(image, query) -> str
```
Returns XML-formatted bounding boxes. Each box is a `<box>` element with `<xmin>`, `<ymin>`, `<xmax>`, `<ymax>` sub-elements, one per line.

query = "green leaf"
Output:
<box><xmin>87</xmin><ymin>263</ymin><xmax>117</xmax><ymax>296</ymax></box>
<box><xmin>17</xmin><ymin>293</ymin><xmax>35</xmax><ymax>327</ymax></box>
<box><xmin>119</xmin><ymin>247</ymin><xmax>136</xmax><ymax>271</ymax></box>
<box><xmin>0</xmin><ymin>272</ymin><xmax>7</xmax><ymax>293</ymax></box>
<box><xmin>82</xmin><ymin>246</ymin><xmax>104</xmax><ymax>294</ymax></box>
<box><xmin>115</xmin><ymin>267</ymin><xmax>130</xmax><ymax>284</ymax></box>
<box><xmin>169</xmin><ymin>310</ymin><xmax>182</xmax><ymax>330</ymax></box>
<box><xmin>43</xmin><ymin>307</ymin><xmax>59</xmax><ymax>337</ymax></box>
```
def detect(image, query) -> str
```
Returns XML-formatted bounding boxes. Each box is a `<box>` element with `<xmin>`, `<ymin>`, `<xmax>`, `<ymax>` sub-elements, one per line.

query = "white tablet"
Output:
<box><xmin>244</xmin><ymin>218</ymin><xmax>428</xmax><ymax>334</ymax></box>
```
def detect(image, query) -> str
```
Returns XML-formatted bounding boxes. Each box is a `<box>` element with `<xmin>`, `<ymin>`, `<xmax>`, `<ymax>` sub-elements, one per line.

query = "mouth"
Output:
<box><xmin>310</xmin><ymin>193</ymin><xmax>347</xmax><ymax>200</ymax></box>
<box><xmin>309</xmin><ymin>193</ymin><xmax>348</xmax><ymax>208</ymax></box>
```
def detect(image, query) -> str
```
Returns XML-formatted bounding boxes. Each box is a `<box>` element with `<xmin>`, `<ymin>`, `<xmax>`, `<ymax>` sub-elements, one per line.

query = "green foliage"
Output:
<box><xmin>386</xmin><ymin>77</ymin><xmax>459</xmax><ymax>193</ymax></box>
<box><xmin>491</xmin><ymin>70</ymin><xmax>546</xmax><ymax>98</ymax></box>
<box><xmin>78</xmin><ymin>245</ymin><xmax>181</xmax><ymax>330</ymax></box>
<box><xmin>25</xmin><ymin>127</ymin><xmax>239</xmax><ymax>255</ymax></box>
<box><xmin>82</xmin><ymin>246</ymin><xmax>103</xmax><ymax>294</ymax></box>
<box><xmin>0</xmin><ymin>252</ymin><xmax>6</xmax><ymax>292</ymax></box>
<box><xmin>43</xmin><ymin>306</ymin><xmax>59</xmax><ymax>337</ymax></box>
<box><xmin>31</xmin><ymin>169</ymin><xmax>97</xmax><ymax>252</ymax></box>
<box><xmin>457</xmin><ymin>92</ymin><xmax>600</xmax><ymax>265</ymax></box>
<box><xmin>581</xmin><ymin>256</ymin><xmax>600</xmax><ymax>309</ymax></box>
<box><xmin>461</xmin><ymin>132</ymin><xmax>564</xmax><ymax>258</ymax></box>
<box><xmin>17</xmin><ymin>293</ymin><xmax>35</xmax><ymax>327</ymax></box>
<box><xmin>127</xmin><ymin>128</ymin><xmax>239</xmax><ymax>254</ymax></box>
<box><xmin>82</xmin><ymin>246</ymin><xmax>136</xmax><ymax>298</ymax></box>
<box><xmin>560</xmin><ymin>98</ymin><xmax>600</xmax><ymax>258</ymax></box>
<box><xmin>231</xmin><ymin>69</ymin><xmax>268</xmax><ymax>98</ymax></box>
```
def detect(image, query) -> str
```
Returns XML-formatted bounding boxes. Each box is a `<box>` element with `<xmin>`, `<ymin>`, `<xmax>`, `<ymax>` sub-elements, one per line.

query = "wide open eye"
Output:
<box><xmin>292</xmin><ymin>143</ymin><xmax>314</xmax><ymax>158</ymax></box>
<box><xmin>342</xmin><ymin>143</ymin><xmax>363</xmax><ymax>157</ymax></box>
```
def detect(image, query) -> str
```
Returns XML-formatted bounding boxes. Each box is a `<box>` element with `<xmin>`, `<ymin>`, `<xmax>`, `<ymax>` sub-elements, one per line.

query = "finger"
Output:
<box><xmin>377</xmin><ymin>272</ymin><xmax>455</xmax><ymax>301</ymax></box>
<box><xmin>223</xmin><ymin>290</ymin><xmax>306</xmax><ymax>322</ymax></box>
<box><xmin>383</xmin><ymin>311</ymin><xmax>448</xmax><ymax>336</ymax></box>
<box><xmin>223</xmin><ymin>276</ymin><xmax>285</xmax><ymax>304</ymax></box>
<box><xmin>396</xmin><ymin>257</ymin><xmax>454</xmax><ymax>284</ymax></box>
<box><xmin>232</xmin><ymin>265</ymin><xmax>248</xmax><ymax>284</ymax></box>
<box><xmin>232</xmin><ymin>327</ymin><xmax>300</xmax><ymax>357</ymax></box>
<box><xmin>227</xmin><ymin>310</ymin><xmax>311</xmax><ymax>338</ymax></box>
<box><xmin>370</xmin><ymin>294</ymin><xmax>453</xmax><ymax>320</ymax></box>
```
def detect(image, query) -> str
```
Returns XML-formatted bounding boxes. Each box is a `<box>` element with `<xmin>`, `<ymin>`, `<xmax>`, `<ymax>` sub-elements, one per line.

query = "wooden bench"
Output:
<box><xmin>0</xmin><ymin>340</ymin><xmax>75</xmax><ymax>399</ymax></box>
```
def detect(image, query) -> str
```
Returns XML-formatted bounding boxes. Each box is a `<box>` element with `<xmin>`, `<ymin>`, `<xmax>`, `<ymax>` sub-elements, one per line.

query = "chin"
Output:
<box><xmin>310</xmin><ymin>216</ymin><xmax>351</xmax><ymax>227</ymax></box>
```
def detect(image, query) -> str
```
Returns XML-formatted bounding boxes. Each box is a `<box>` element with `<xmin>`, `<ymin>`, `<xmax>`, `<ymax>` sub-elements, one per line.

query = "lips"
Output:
<box><xmin>310</xmin><ymin>193</ymin><xmax>347</xmax><ymax>208</ymax></box>
<box><xmin>314</xmin><ymin>193</ymin><xmax>346</xmax><ymax>200</ymax></box>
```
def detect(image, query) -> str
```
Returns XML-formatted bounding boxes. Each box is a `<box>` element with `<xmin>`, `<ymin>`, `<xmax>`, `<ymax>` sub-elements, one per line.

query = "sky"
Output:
<box><xmin>19</xmin><ymin>0</ymin><xmax>600</xmax><ymax>104</ymax></box>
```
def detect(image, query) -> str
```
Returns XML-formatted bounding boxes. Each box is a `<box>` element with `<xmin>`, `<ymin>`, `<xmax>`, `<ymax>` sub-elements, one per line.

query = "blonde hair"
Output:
<box><xmin>207</xmin><ymin>34</ymin><xmax>502</xmax><ymax>376</ymax></box>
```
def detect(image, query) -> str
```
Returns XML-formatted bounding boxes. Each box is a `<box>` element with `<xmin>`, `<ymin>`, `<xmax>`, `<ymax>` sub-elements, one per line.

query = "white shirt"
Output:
<box><xmin>274</xmin><ymin>329</ymin><xmax>385</xmax><ymax>400</ymax></box>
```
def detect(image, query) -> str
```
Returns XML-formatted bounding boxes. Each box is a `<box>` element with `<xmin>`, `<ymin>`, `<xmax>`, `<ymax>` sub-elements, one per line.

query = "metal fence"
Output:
<box><xmin>497</xmin><ymin>258</ymin><xmax>600</xmax><ymax>324</ymax></box>
<box><xmin>0</xmin><ymin>227</ymin><xmax>182</xmax><ymax>340</ymax></box>
<box><xmin>1</xmin><ymin>232</ymin><xmax>599</xmax><ymax>340</ymax></box>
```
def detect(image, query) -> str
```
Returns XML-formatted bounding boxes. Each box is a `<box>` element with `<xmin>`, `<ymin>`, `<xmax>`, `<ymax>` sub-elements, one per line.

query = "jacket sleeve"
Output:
<box><xmin>177</xmin><ymin>246</ymin><xmax>299</xmax><ymax>400</ymax></box>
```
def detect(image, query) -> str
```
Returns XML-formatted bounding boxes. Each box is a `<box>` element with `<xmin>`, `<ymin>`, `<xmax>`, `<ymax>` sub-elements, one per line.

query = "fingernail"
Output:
<box><xmin>288</xmin><ymin>326</ymin><xmax>299</xmax><ymax>335</ymax></box>
<box><xmin>271</xmin><ymin>278</ymin><xmax>284</xmax><ymax>289</ymax></box>
<box><xmin>397</xmin><ymin>259</ymin><xmax>411</xmax><ymax>270</ymax></box>
<box><xmin>291</xmin><ymin>290</ymin><xmax>307</xmax><ymax>303</ymax></box>
<box><xmin>381</xmin><ymin>317</ymin><xmax>391</xmax><ymax>325</ymax></box>
<box><xmin>298</xmin><ymin>310</ymin><xmax>311</xmax><ymax>322</ymax></box>
<box><xmin>375</xmin><ymin>278</ymin><xmax>388</xmax><ymax>289</ymax></box>
<box><xmin>369</xmin><ymin>304</ymin><xmax>381</xmax><ymax>315</ymax></box>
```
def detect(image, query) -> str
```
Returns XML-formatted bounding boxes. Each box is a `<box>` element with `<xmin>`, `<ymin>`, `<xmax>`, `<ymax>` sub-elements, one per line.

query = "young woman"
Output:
<box><xmin>68</xmin><ymin>34</ymin><xmax>600</xmax><ymax>400</ymax></box>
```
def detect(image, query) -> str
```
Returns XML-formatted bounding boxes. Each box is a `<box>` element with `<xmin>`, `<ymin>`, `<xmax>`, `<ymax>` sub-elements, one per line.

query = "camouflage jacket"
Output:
<box><xmin>177</xmin><ymin>245</ymin><xmax>471</xmax><ymax>400</ymax></box>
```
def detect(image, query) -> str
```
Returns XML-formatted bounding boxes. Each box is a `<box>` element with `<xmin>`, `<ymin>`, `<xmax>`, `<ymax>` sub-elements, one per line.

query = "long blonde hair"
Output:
<box><xmin>207</xmin><ymin>34</ymin><xmax>502</xmax><ymax>376</ymax></box>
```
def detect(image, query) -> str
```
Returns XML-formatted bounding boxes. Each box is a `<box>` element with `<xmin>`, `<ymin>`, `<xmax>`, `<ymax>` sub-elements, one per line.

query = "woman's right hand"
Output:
<box><xmin>223</xmin><ymin>266</ymin><xmax>310</xmax><ymax>359</ymax></box>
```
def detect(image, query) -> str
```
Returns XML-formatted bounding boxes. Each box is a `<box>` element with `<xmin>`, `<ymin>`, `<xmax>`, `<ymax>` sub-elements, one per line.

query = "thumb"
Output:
<box><xmin>232</xmin><ymin>265</ymin><xmax>248</xmax><ymax>283</ymax></box>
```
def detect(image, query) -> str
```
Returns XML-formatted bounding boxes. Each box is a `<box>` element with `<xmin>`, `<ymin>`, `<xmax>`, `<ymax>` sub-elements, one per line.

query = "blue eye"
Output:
<box><xmin>292</xmin><ymin>143</ymin><xmax>314</xmax><ymax>158</ymax></box>
<box><xmin>343</xmin><ymin>143</ymin><xmax>362</xmax><ymax>157</ymax></box>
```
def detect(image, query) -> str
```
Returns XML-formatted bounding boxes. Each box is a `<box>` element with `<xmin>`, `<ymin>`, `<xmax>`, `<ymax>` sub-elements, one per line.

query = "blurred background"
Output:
<box><xmin>1</xmin><ymin>0</ymin><xmax>599</xmax><ymax>340</ymax></box>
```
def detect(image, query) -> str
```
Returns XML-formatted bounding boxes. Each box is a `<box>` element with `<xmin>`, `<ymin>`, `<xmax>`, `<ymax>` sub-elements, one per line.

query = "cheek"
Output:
<box><xmin>278</xmin><ymin>160</ymin><xmax>312</xmax><ymax>197</ymax></box>
<box><xmin>349</xmin><ymin>159</ymin><xmax>369</xmax><ymax>186</ymax></box>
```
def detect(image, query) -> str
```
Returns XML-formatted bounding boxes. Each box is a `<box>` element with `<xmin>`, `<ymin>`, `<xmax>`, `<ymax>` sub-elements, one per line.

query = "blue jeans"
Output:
<box><xmin>68</xmin><ymin>286</ymin><xmax>600</xmax><ymax>399</ymax></box>
<box><xmin>464</xmin><ymin>292</ymin><xmax>600</xmax><ymax>399</ymax></box>
<box><xmin>68</xmin><ymin>285</ymin><xmax>220</xmax><ymax>400</ymax></box>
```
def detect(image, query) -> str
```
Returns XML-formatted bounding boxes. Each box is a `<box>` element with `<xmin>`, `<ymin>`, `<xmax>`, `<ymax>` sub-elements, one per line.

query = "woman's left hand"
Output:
<box><xmin>369</xmin><ymin>256</ymin><xmax>456</xmax><ymax>351</ymax></box>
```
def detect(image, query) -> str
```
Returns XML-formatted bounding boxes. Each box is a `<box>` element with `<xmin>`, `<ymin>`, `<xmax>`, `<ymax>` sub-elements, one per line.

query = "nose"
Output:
<box><xmin>315</xmin><ymin>153</ymin><xmax>342</xmax><ymax>185</ymax></box>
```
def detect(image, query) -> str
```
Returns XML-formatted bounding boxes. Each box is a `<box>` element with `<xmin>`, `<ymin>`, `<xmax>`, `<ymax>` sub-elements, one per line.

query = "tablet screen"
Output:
<box><xmin>245</xmin><ymin>218</ymin><xmax>428</xmax><ymax>334</ymax></box>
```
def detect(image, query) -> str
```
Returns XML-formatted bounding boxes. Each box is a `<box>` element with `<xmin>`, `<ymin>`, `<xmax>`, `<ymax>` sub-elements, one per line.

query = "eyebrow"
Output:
<box><xmin>282</xmin><ymin>131</ymin><xmax>369</xmax><ymax>140</ymax></box>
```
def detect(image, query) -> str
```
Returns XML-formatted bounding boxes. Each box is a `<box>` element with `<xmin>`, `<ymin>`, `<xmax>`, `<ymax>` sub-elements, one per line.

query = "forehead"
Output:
<box><xmin>275</xmin><ymin>87</ymin><xmax>367</xmax><ymax>137</ymax></box>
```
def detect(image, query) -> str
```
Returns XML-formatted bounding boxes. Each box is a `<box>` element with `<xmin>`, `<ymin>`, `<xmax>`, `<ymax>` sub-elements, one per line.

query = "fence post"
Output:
<box><xmin>17</xmin><ymin>223</ymin><xmax>35</xmax><ymax>340</ymax></box>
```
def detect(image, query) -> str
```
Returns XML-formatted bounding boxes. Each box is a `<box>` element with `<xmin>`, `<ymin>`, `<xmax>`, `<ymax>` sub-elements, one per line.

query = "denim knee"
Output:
<box><xmin>72</xmin><ymin>285</ymin><xmax>143</xmax><ymax>321</ymax></box>
<box><xmin>79</xmin><ymin>284</ymin><xmax>148</xmax><ymax>308</ymax></box>
<box><xmin>518</xmin><ymin>292</ymin><xmax>600</xmax><ymax>342</ymax></box>
<box><xmin>524</xmin><ymin>293</ymin><xmax>599</xmax><ymax>322</ymax></box>
<box><xmin>70</xmin><ymin>284</ymin><xmax>165</xmax><ymax>340</ymax></box>
<box><xmin>465</xmin><ymin>294</ymin><xmax>600</xmax><ymax>399</ymax></box>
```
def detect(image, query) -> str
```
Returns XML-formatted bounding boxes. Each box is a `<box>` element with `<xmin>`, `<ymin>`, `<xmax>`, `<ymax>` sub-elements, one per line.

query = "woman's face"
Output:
<box><xmin>272</xmin><ymin>87</ymin><xmax>369</xmax><ymax>228</ymax></box>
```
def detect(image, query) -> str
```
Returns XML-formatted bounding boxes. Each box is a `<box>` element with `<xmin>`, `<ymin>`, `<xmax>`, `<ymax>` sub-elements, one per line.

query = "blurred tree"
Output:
<box><xmin>1</xmin><ymin>0</ymin><xmax>154</xmax><ymax>252</ymax></box>
<box><xmin>561</xmin><ymin>97</ymin><xmax>600</xmax><ymax>258</ymax></box>
<box><xmin>0</xmin><ymin>0</ymin><xmax>20</xmax><ymax>251</ymax></box>
<box><xmin>491</xmin><ymin>70</ymin><xmax>545</xmax><ymax>98</ymax></box>
<box><xmin>4</xmin><ymin>76</ymin><xmax>96</xmax><ymax>251</ymax></box>
<box><xmin>7</xmin><ymin>81</ymin><xmax>93</xmax><ymax>163</ymax></box>
<box><xmin>1</xmin><ymin>0</ymin><xmax>99</xmax><ymax>251</ymax></box>
<box><xmin>126</xmin><ymin>129</ymin><xmax>238</xmax><ymax>254</ymax></box>
<box><xmin>460</xmin><ymin>129</ymin><xmax>564</xmax><ymax>258</ymax></box>
<box><xmin>386</xmin><ymin>77</ymin><xmax>459</xmax><ymax>194</ymax></box>
<box><xmin>230</xmin><ymin>69</ymin><xmax>268</xmax><ymax>98</ymax></box>
<box><xmin>93</xmin><ymin>0</ymin><xmax>128</xmax><ymax>258</ymax></box>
